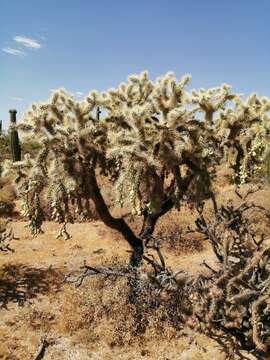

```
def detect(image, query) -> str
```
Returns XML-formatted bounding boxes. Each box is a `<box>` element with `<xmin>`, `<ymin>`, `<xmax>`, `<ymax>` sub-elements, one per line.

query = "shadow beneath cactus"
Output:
<box><xmin>0</xmin><ymin>264</ymin><xmax>63</xmax><ymax>309</ymax></box>
<box><xmin>207</xmin><ymin>328</ymin><xmax>260</xmax><ymax>360</ymax></box>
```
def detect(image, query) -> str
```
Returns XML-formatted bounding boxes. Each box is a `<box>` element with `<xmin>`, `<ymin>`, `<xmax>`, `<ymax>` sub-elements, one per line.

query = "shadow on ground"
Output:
<box><xmin>0</xmin><ymin>264</ymin><xmax>63</xmax><ymax>308</ymax></box>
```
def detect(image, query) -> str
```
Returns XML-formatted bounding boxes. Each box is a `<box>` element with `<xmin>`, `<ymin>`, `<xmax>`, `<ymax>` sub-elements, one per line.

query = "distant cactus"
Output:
<box><xmin>9</xmin><ymin>110</ymin><xmax>21</xmax><ymax>162</ymax></box>
<box><xmin>96</xmin><ymin>106</ymin><xmax>101</xmax><ymax>121</ymax></box>
<box><xmin>0</xmin><ymin>120</ymin><xmax>2</xmax><ymax>135</ymax></box>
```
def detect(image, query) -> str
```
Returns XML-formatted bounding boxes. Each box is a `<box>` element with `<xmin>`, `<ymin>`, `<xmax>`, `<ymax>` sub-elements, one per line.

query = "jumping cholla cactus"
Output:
<box><xmin>216</xmin><ymin>92</ymin><xmax>270</xmax><ymax>183</ymax></box>
<box><xmin>3</xmin><ymin>71</ymin><xmax>270</xmax><ymax>264</ymax></box>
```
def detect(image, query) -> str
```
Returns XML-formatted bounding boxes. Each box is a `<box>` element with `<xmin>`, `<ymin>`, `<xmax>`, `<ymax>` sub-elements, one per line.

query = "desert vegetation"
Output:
<box><xmin>1</xmin><ymin>71</ymin><xmax>270</xmax><ymax>359</ymax></box>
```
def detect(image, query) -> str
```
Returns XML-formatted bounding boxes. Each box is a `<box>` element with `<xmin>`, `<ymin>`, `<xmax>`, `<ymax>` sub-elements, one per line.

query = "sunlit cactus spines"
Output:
<box><xmin>3</xmin><ymin>71</ymin><xmax>270</xmax><ymax>264</ymax></box>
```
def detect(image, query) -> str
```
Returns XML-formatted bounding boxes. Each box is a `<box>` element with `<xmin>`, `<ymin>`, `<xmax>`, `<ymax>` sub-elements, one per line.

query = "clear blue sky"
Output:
<box><xmin>1</xmin><ymin>0</ymin><xmax>269</xmax><ymax>128</ymax></box>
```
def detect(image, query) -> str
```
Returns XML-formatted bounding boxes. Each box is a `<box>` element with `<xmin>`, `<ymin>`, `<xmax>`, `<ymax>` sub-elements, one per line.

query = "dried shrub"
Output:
<box><xmin>0</xmin><ymin>177</ymin><xmax>16</xmax><ymax>217</ymax></box>
<box><xmin>0</xmin><ymin>219</ymin><xmax>17</xmax><ymax>253</ymax></box>
<box><xmin>187</xmin><ymin>190</ymin><xmax>270</xmax><ymax>355</ymax></box>
<box><xmin>155</xmin><ymin>220</ymin><xmax>203</xmax><ymax>253</ymax></box>
<box><xmin>62</xmin><ymin>256</ymin><xmax>192</xmax><ymax>348</ymax></box>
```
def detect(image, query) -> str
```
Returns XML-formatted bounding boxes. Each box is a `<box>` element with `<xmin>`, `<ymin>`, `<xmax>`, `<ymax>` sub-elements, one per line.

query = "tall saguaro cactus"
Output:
<box><xmin>9</xmin><ymin>109</ymin><xmax>21</xmax><ymax>162</ymax></box>
<box><xmin>0</xmin><ymin>120</ymin><xmax>2</xmax><ymax>135</ymax></box>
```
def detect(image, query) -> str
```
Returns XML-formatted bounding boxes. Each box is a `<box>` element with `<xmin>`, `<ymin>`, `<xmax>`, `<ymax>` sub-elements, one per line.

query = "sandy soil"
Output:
<box><xmin>0</xmin><ymin>218</ymin><xmax>259</xmax><ymax>360</ymax></box>
<box><xmin>2</xmin><ymin>170</ymin><xmax>270</xmax><ymax>360</ymax></box>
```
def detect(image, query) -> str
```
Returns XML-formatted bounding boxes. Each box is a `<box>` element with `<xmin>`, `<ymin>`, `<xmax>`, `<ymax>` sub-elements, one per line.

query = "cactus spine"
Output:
<box><xmin>9</xmin><ymin>110</ymin><xmax>21</xmax><ymax>162</ymax></box>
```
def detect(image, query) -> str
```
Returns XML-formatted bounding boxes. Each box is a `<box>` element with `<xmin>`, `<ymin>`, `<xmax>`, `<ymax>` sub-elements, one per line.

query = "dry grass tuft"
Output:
<box><xmin>57</xmin><ymin>257</ymin><xmax>187</xmax><ymax>349</ymax></box>
<box><xmin>155</xmin><ymin>220</ymin><xmax>204</xmax><ymax>253</ymax></box>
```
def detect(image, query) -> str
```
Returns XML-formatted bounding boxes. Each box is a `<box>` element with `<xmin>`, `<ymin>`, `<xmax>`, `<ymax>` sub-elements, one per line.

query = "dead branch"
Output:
<box><xmin>65</xmin><ymin>261</ymin><xmax>137</xmax><ymax>288</ymax></box>
<box><xmin>33</xmin><ymin>336</ymin><xmax>49</xmax><ymax>360</ymax></box>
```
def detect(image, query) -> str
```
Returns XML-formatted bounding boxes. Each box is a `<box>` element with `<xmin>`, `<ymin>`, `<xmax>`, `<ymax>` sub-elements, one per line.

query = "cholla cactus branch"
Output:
<box><xmin>4</xmin><ymin>71</ymin><xmax>270</xmax><ymax>265</ymax></box>
<box><xmin>189</xmin><ymin>193</ymin><xmax>270</xmax><ymax>354</ymax></box>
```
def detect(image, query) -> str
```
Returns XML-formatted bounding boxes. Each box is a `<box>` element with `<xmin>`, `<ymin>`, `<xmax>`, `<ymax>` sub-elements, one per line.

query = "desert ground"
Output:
<box><xmin>1</xmin><ymin>181</ymin><xmax>269</xmax><ymax>359</ymax></box>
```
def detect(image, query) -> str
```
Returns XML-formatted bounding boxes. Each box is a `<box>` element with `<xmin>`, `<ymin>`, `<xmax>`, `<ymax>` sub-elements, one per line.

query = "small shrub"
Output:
<box><xmin>155</xmin><ymin>220</ymin><xmax>203</xmax><ymax>253</ymax></box>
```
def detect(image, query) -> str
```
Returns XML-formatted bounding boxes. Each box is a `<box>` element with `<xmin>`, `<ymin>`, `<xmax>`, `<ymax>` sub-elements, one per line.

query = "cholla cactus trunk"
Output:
<box><xmin>9</xmin><ymin>110</ymin><xmax>21</xmax><ymax>162</ymax></box>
